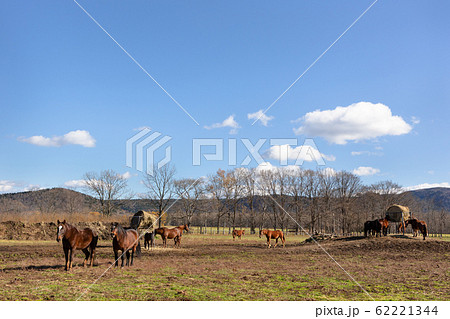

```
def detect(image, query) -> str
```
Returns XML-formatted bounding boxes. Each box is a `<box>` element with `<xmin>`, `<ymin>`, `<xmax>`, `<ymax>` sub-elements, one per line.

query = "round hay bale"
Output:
<box><xmin>385</xmin><ymin>205</ymin><xmax>411</xmax><ymax>222</ymax></box>
<box><xmin>130</xmin><ymin>210</ymin><xmax>158</xmax><ymax>231</ymax></box>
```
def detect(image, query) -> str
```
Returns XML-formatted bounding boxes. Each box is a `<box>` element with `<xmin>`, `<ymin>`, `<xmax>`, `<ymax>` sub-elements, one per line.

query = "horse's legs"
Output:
<box><xmin>121</xmin><ymin>250</ymin><xmax>125</xmax><ymax>267</ymax></box>
<box><xmin>82</xmin><ymin>248</ymin><xmax>90</xmax><ymax>267</ymax></box>
<box><xmin>69</xmin><ymin>249</ymin><xmax>74</xmax><ymax>269</ymax></box>
<box><xmin>114</xmin><ymin>250</ymin><xmax>119</xmax><ymax>267</ymax></box>
<box><xmin>89</xmin><ymin>247</ymin><xmax>95</xmax><ymax>267</ymax></box>
<box><xmin>64</xmin><ymin>247</ymin><xmax>69</xmax><ymax>271</ymax></box>
<box><xmin>130</xmin><ymin>248</ymin><xmax>135</xmax><ymax>266</ymax></box>
<box><xmin>125</xmin><ymin>250</ymin><xmax>130</xmax><ymax>266</ymax></box>
<box><xmin>274</xmin><ymin>238</ymin><xmax>278</xmax><ymax>248</ymax></box>
<box><xmin>267</xmin><ymin>237</ymin><xmax>271</xmax><ymax>248</ymax></box>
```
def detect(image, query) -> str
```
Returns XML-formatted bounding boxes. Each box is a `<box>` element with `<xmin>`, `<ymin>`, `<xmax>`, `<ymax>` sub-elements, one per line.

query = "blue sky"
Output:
<box><xmin>0</xmin><ymin>0</ymin><xmax>449</xmax><ymax>194</ymax></box>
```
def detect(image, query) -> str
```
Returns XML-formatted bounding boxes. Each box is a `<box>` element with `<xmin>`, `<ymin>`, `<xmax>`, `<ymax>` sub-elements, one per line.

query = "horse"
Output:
<box><xmin>408</xmin><ymin>218</ymin><xmax>428</xmax><ymax>240</ymax></box>
<box><xmin>56</xmin><ymin>220</ymin><xmax>98</xmax><ymax>271</ymax></box>
<box><xmin>155</xmin><ymin>224</ymin><xmax>189</xmax><ymax>248</ymax></box>
<box><xmin>378</xmin><ymin>218</ymin><xmax>390</xmax><ymax>236</ymax></box>
<box><xmin>111</xmin><ymin>222</ymin><xmax>141</xmax><ymax>267</ymax></box>
<box><xmin>364</xmin><ymin>219</ymin><xmax>382</xmax><ymax>237</ymax></box>
<box><xmin>397</xmin><ymin>221</ymin><xmax>406</xmax><ymax>233</ymax></box>
<box><xmin>232</xmin><ymin>229</ymin><xmax>245</xmax><ymax>241</ymax></box>
<box><xmin>144</xmin><ymin>230</ymin><xmax>155</xmax><ymax>250</ymax></box>
<box><xmin>259</xmin><ymin>229</ymin><xmax>285</xmax><ymax>248</ymax></box>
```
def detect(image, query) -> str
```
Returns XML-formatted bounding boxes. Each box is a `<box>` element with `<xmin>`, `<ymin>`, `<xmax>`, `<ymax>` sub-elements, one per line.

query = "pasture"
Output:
<box><xmin>0</xmin><ymin>234</ymin><xmax>448</xmax><ymax>301</ymax></box>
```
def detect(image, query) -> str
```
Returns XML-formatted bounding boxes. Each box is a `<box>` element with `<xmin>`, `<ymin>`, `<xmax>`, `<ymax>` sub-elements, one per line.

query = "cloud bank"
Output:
<box><xmin>204</xmin><ymin>115</ymin><xmax>240</xmax><ymax>134</ymax></box>
<box><xmin>18</xmin><ymin>130</ymin><xmax>96</xmax><ymax>148</ymax></box>
<box><xmin>247</xmin><ymin>110</ymin><xmax>274</xmax><ymax>126</ymax></box>
<box><xmin>352</xmin><ymin>166</ymin><xmax>380</xmax><ymax>176</ymax></box>
<box><xmin>293</xmin><ymin>102</ymin><xmax>412</xmax><ymax>144</ymax></box>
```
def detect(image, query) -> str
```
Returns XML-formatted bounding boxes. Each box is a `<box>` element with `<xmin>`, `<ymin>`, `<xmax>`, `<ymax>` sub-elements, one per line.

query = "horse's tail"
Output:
<box><xmin>423</xmin><ymin>224</ymin><xmax>428</xmax><ymax>239</ymax></box>
<box><xmin>91</xmin><ymin>233</ymin><xmax>99</xmax><ymax>251</ymax></box>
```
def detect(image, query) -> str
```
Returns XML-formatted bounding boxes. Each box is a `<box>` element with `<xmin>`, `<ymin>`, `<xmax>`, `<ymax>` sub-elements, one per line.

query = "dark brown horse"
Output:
<box><xmin>111</xmin><ymin>223</ymin><xmax>141</xmax><ymax>267</ymax></box>
<box><xmin>56</xmin><ymin>220</ymin><xmax>98</xmax><ymax>271</ymax></box>
<box><xmin>232</xmin><ymin>229</ymin><xmax>245</xmax><ymax>241</ymax></box>
<box><xmin>259</xmin><ymin>229</ymin><xmax>285</xmax><ymax>248</ymax></box>
<box><xmin>378</xmin><ymin>218</ymin><xmax>390</xmax><ymax>236</ymax></box>
<box><xmin>155</xmin><ymin>224</ymin><xmax>189</xmax><ymax>248</ymax></box>
<box><xmin>144</xmin><ymin>230</ymin><xmax>155</xmax><ymax>250</ymax></box>
<box><xmin>364</xmin><ymin>219</ymin><xmax>382</xmax><ymax>237</ymax></box>
<box><xmin>408</xmin><ymin>218</ymin><xmax>428</xmax><ymax>240</ymax></box>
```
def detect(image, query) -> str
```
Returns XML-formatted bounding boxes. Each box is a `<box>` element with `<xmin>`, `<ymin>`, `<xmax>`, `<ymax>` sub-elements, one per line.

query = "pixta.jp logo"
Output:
<box><xmin>126</xmin><ymin>128</ymin><xmax>172</xmax><ymax>176</ymax></box>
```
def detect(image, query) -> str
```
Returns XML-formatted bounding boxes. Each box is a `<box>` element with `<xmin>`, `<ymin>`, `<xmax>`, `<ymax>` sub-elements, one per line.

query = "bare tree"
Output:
<box><xmin>142</xmin><ymin>164</ymin><xmax>176</xmax><ymax>228</ymax></box>
<box><xmin>174</xmin><ymin>178</ymin><xmax>205</xmax><ymax>226</ymax></box>
<box><xmin>287</xmin><ymin>168</ymin><xmax>306</xmax><ymax>234</ymax></box>
<box><xmin>241</xmin><ymin>168</ymin><xmax>258</xmax><ymax>234</ymax></box>
<box><xmin>207</xmin><ymin>169</ymin><xmax>233</xmax><ymax>233</ymax></box>
<box><xmin>83</xmin><ymin>169</ymin><xmax>130</xmax><ymax>216</ymax></box>
<box><xmin>335</xmin><ymin>171</ymin><xmax>362</xmax><ymax>234</ymax></box>
<box><xmin>317</xmin><ymin>168</ymin><xmax>337</xmax><ymax>234</ymax></box>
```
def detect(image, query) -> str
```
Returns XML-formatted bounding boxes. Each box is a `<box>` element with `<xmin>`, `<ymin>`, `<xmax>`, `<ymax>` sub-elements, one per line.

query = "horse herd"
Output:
<box><xmin>56</xmin><ymin>216</ymin><xmax>428</xmax><ymax>271</ymax></box>
<box><xmin>363</xmin><ymin>217</ymin><xmax>428</xmax><ymax>240</ymax></box>
<box><xmin>55</xmin><ymin>219</ymin><xmax>286</xmax><ymax>270</ymax></box>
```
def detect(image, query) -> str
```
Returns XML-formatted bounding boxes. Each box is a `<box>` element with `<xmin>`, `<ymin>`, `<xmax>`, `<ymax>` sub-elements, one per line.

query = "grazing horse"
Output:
<box><xmin>144</xmin><ymin>231</ymin><xmax>156</xmax><ymax>250</ymax></box>
<box><xmin>397</xmin><ymin>221</ymin><xmax>406</xmax><ymax>233</ymax></box>
<box><xmin>364</xmin><ymin>219</ymin><xmax>382</xmax><ymax>237</ymax></box>
<box><xmin>56</xmin><ymin>220</ymin><xmax>98</xmax><ymax>271</ymax></box>
<box><xmin>378</xmin><ymin>218</ymin><xmax>390</xmax><ymax>236</ymax></box>
<box><xmin>232</xmin><ymin>229</ymin><xmax>245</xmax><ymax>241</ymax></box>
<box><xmin>111</xmin><ymin>223</ymin><xmax>141</xmax><ymax>267</ymax></box>
<box><xmin>408</xmin><ymin>218</ymin><xmax>428</xmax><ymax>240</ymax></box>
<box><xmin>259</xmin><ymin>229</ymin><xmax>285</xmax><ymax>248</ymax></box>
<box><xmin>155</xmin><ymin>224</ymin><xmax>189</xmax><ymax>248</ymax></box>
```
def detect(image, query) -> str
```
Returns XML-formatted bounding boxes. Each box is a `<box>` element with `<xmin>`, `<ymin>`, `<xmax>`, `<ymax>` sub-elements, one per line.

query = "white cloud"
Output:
<box><xmin>411</xmin><ymin>116</ymin><xmax>420</xmax><ymax>124</ymax></box>
<box><xmin>293</xmin><ymin>102</ymin><xmax>412</xmax><ymax>144</ymax></box>
<box><xmin>351</xmin><ymin>150</ymin><xmax>382</xmax><ymax>156</ymax></box>
<box><xmin>64</xmin><ymin>180</ymin><xmax>87</xmax><ymax>188</ymax></box>
<box><xmin>204</xmin><ymin>115</ymin><xmax>240</xmax><ymax>134</ymax></box>
<box><xmin>121</xmin><ymin>171</ymin><xmax>132</xmax><ymax>179</ymax></box>
<box><xmin>255</xmin><ymin>162</ymin><xmax>301</xmax><ymax>175</ymax></box>
<box><xmin>320</xmin><ymin>167</ymin><xmax>337</xmax><ymax>176</ymax></box>
<box><xmin>265</xmin><ymin>144</ymin><xmax>335</xmax><ymax>163</ymax></box>
<box><xmin>247</xmin><ymin>110</ymin><xmax>274</xmax><ymax>126</ymax></box>
<box><xmin>352</xmin><ymin>166</ymin><xmax>380</xmax><ymax>176</ymax></box>
<box><xmin>18</xmin><ymin>130</ymin><xmax>96</xmax><ymax>148</ymax></box>
<box><xmin>22</xmin><ymin>184</ymin><xmax>42</xmax><ymax>192</ymax></box>
<box><xmin>403</xmin><ymin>182</ymin><xmax>450</xmax><ymax>191</ymax></box>
<box><xmin>0</xmin><ymin>180</ymin><xmax>16</xmax><ymax>192</ymax></box>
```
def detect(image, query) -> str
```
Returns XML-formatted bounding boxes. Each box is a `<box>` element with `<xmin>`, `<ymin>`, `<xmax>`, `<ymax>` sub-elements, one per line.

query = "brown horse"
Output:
<box><xmin>111</xmin><ymin>223</ymin><xmax>141</xmax><ymax>267</ymax></box>
<box><xmin>259</xmin><ymin>229</ymin><xmax>285</xmax><ymax>248</ymax></box>
<box><xmin>407</xmin><ymin>218</ymin><xmax>428</xmax><ymax>240</ymax></box>
<box><xmin>364</xmin><ymin>219</ymin><xmax>382</xmax><ymax>237</ymax></box>
<box><xmin>56</xmin><ymin>220</ymin><xmax>98</xmax><ymax>271</ymax></box>
<box><xmin>378</xmin><ymin>218</ymin><xmax>390</xmax><ymax>236</ymax></box>
<box><xmin>155</xmin><ymin>224</ymin><xmax>189</xmax><ymax>248</ymax></box>
<box><xmin>144</xmin><ymin>231</ymin><xmax>155</xmax><ymax>250</ymax></box>
<box><xmin>232</xmin><ymin>229</ymin><xmax>245</xmax><ymax>241</ymax></box>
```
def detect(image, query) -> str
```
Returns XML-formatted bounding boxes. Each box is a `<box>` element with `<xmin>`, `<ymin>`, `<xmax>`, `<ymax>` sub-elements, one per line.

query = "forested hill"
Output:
<box><xmin>0</xmin><ymin>186</ymin><xmax>449</xmax><ymax>215</ymax></box>
<box><xmin>406</xmin><ymin>187</ymin><xmax>450</xmax><ymax>212</ymax></box>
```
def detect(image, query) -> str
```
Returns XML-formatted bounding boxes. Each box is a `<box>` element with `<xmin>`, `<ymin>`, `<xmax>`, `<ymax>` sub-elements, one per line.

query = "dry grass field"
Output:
<box><xmin>0</xmin><ymin>233</ymin><xmax>448</xmax><ymax>301</ymax></box>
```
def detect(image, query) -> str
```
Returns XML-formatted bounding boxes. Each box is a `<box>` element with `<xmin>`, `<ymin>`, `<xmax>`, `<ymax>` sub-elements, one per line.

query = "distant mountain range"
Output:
<box><xmin>406</xmin><ymin>187</ymin><xmax>450</xmax><ymax>211</ymax></box>
<box><xmin>0</xmin><ymin>186</ymin><xmax>449</xmax><ymax>215</ymax></box>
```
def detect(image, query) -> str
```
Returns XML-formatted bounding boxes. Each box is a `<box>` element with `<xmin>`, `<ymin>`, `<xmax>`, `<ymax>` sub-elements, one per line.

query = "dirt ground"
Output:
<box><xmin>0</xmin><ymin>234</ymin><xmax>448</xmax><ymax>301</ymax></box>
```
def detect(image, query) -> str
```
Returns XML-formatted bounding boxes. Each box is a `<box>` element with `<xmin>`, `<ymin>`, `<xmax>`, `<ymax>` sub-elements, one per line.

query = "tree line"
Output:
<box><xmin>82</xmin><ymin>165</ymin><xmax>449</xmax><ymax>235</ymax></box>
